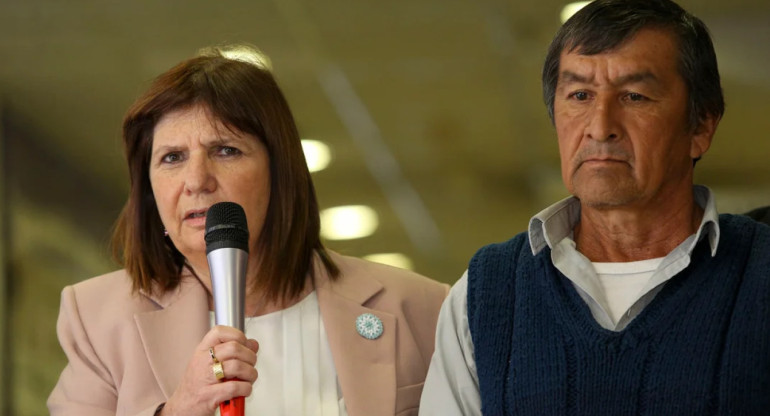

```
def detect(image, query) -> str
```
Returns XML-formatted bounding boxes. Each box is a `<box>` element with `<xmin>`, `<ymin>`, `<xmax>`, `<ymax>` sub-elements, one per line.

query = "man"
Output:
<box><xmin>420</xmin><ymin>0</ymin><xmax>770</xmax><ymax>414</ymax></box>
<box><xmin>745</xmin><ymin>205</ymin><xmax>770</xmax><ymax>225</ymax></box>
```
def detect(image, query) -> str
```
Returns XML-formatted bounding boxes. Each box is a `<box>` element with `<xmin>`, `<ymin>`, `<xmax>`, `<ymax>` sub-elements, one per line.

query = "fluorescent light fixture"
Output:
<box><xmin>301</xmin><ymin>139</ymin><xmax>332</xmax><ymax>172</ymax></box>
<box><xmin>363</xmin><ymin>253</ymin><xmax>414</xmax><ymax>270</ymax></box>
<box><xmin>320</xmin><ymin>205</ymin><xmax>378</xmax><ymax>240</ymax></box>
<box><xmin>561</xmin><ymin>1</ymin><xmax>591</xmax><ymax>23</ymax></box>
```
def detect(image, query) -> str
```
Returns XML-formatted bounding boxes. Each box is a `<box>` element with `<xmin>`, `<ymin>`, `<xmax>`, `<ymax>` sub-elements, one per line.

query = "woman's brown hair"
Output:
<box><xmin>112</xmin><ymin>45</ymin><xmax>338</xmax><ymax>301</ymax></box>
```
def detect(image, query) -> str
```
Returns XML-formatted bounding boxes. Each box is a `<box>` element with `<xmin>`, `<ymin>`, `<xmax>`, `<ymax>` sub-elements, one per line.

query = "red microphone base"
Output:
<box><xmin>220</xmin><ymin>396</ymin><xmax>245</xmax><ymax>416</ymax></box>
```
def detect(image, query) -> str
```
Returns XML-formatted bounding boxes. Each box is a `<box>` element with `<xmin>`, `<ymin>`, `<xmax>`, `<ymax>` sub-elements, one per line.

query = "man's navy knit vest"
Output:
<box><xmin>468</xmin><ymin>214</ymin><xmax>770</xmax><ymax>415</ymax></box>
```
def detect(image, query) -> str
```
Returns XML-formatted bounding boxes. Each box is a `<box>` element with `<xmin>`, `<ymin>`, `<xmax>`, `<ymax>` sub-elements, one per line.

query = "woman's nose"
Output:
<box><xmin>183</xmin><ymin>153</ymin><xmax>216</xmax><ymax>194</ymax></box>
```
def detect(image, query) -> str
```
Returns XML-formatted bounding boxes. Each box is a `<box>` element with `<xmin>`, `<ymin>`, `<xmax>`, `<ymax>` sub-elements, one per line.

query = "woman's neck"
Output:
<box><xmin>186</xmin><ymin>261</ymin><xmax>314</xmax><ymax>317</ymax></box>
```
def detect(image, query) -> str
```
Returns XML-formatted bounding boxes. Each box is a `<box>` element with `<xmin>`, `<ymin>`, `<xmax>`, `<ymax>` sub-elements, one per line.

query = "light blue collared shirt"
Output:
<box><xmin>419</xmin><ymin>186</ymin><xmax>721</xmax><ymax>416</ymax></box>
<box><xmin>528</xmin><ymin>184</ymin><xmax>719</xmax><ymax>330</ymax></box>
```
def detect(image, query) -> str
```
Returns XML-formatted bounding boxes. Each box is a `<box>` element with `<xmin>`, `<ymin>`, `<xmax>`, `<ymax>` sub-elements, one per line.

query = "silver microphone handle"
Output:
<box><xmin>207</xmin><ymin>248</ymin><xmax>248</xmax><ymax>331</ymax></box>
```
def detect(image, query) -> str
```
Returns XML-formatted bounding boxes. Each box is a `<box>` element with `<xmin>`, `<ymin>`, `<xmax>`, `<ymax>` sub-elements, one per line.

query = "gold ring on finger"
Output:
<box><xmin>212</xmin><ymin>361</ymin><xmax>225</xmax><ymax>381</ymax></box>
<box><xmin>209</xmin><ymin>347</ymin><xmax>219</xmax><ymax>363</ymax></box>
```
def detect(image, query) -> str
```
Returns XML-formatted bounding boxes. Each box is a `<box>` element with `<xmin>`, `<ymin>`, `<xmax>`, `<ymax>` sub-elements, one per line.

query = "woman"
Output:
<box><xmin>48</xmin><ymin>45</ymin><xmax>448</xmax><ymax>416</ymax></box>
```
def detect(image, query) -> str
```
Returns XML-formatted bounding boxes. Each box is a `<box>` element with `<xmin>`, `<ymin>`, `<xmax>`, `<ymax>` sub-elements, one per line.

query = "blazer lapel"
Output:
<box><xmin>134</xmin><ymin>276</ymin><xmax>210</xmax><ymax>398</ymax></box>
<box><xmin>316</xmin><ymin>258</ymin><xmax>397</xmax><ymax>416</ymax></box>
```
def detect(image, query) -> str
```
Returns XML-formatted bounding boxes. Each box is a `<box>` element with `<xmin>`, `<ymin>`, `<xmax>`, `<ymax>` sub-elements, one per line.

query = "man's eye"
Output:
<box><xmin>627</xmin><ymin>92</ymin><xmax>645</xmax><ymax>101</ymax></box>
<box><xmin>570</xmin><ymin>91</ymin><xmax>589</xmax><ymax>101</ymax></box>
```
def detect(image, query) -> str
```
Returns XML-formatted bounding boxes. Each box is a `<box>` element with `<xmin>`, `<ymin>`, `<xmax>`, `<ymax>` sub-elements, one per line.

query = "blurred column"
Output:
<box><xmin>0</xmin><ymin>103</ymin><xmax>9</xmax><ymax>413</ymax></box>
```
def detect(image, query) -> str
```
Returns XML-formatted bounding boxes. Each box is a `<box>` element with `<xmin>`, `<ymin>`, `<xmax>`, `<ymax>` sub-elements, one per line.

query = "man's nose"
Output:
<box><xmin>585</xmin><ymin>97</ymin><xmax>620</xmax><ymax>142</ymax></box>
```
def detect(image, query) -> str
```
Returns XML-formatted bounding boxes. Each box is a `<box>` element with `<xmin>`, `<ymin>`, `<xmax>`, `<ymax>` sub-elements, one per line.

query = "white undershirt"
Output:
<box><xmin>210</xmin><ymin>291</ymin><xmax>348</xmax><ymax>416</ymax></box>
<box><xmin>592</xmin><ymin>257</ymin><xmax>664</xmax><ymax>325</ymax></box>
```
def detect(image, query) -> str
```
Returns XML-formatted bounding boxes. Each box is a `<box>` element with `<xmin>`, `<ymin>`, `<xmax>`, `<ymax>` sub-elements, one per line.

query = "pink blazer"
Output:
<box><xmin>47</xmin><ymin>252</ymin><xmax>448</xmax><ymax>416</ymax></box>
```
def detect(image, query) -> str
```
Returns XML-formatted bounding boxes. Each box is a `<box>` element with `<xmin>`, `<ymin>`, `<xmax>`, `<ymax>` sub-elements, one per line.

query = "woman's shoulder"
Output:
<box><xmin>330</xmin><ymin>252</ymin><xmax>449</xmax><ymax>300</ymax></box>
<box><xmin>55</xmin><ymin>270</ymin><xmax>166</xmax><ymax>361</ymax></box>
<box><xmin>62</xmin><ymin>269</ymin><xmax>160</xmax><ymax>318</ymax></box>
<box><xmin>69</xmin><ymin>269</ymin><xmax>133</xmax><ymax>293</ymax></box>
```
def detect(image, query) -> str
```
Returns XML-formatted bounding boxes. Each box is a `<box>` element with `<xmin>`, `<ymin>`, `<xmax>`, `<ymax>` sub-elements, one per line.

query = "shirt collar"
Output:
<box><xmin>527</xmin><ymin>185</ymin><xmax>720</xmax><ymax>257</ymax></box>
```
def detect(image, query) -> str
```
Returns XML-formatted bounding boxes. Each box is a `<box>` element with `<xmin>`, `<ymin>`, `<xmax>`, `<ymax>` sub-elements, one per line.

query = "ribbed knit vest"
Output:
<box><xmin>468</xmin><ymin>214</ymin><xmax>770</xmax><ymax>415</ymax></box>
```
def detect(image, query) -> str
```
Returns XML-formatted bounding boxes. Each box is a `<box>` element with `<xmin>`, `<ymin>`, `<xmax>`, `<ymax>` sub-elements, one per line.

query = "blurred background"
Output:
<box><xmin>0</xmin><ymin>0</ymin><xmax>768</xmax><ymax>414</ymax></box>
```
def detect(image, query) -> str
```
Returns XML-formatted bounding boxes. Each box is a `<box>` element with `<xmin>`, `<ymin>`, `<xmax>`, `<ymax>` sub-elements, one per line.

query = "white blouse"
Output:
<box><xmin>211</xmin><ymin>291</ymin><xmax>348</xmax><ymax>416</ymax></box>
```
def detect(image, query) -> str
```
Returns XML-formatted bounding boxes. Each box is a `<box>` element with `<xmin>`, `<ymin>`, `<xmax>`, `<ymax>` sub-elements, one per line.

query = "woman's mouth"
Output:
<box><xmin>184</xmin><ymin>209</ymin><xmax>208</xmax><ymax>222</ymax></box>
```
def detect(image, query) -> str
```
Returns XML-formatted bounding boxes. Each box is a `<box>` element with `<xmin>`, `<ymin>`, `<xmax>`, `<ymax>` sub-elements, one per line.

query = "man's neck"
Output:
<box><xmin>574</xmin><ymin>196</ymin><xmax>704</xmax><ymax>263</ymax></box>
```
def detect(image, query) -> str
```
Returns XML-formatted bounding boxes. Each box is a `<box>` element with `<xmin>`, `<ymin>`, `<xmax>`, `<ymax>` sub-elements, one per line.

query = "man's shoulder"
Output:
<box><xmin>470</xmin><ymin>232</ymin><xmax>531</xmax><ymax>269</ymax></box>
<box><xmin>715</xmin><ymin>214</ymin><xmax>770</xmax><ymax>272</ymax></box>
<box><xmin>466</xmin><ymin>232</ymin><xmax>534</xmax><ymax>308</ymax></box>
<box><xmin>719</xmin><ymin>213</ymin><xmax>770</xmax><ymax>237</ymax></box>
<box><xmin>744</xmin><ymin>205</ymin><xmax>770</xmax><ymax>226</ymax></box>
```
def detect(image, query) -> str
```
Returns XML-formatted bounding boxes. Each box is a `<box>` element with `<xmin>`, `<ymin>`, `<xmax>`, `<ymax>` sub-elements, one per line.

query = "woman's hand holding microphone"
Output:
<box><xmin>159</xmin><ymin>326</ymin><xmax>259</xmax><ymax>416</ymax></box>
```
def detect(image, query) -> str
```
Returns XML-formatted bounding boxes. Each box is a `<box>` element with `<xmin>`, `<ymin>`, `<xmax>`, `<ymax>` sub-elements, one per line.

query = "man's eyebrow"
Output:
<box><xmin>559</xmin><ymin>70</ymin><xmax>591</xmax><ymax>85</ymax></box>
<box><xmin>612</xmin><ymin>71</ymin><xmax>659</xmax><ymax>87</ymax></box>
<box><xmin>558</xmin><ymin>70</ymin><xmax>660</xmax><ymax>87</ymax></box>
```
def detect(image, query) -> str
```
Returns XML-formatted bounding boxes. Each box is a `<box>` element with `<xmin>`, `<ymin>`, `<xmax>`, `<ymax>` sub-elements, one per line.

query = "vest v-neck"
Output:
<box><xmin>544</xmin><ymin>238</ymin><xmax>717</xmax><ymax>349</ymax></box>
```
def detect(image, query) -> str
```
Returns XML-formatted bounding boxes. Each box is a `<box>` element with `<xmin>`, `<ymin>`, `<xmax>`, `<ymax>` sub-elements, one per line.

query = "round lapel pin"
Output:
<box><xmin>356</xmin><ymin>313</ymin><xmax>384</xmax><ymax>340</ymax></box>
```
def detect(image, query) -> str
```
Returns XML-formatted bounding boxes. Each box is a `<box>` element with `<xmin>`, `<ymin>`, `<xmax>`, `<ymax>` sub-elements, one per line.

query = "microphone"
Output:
<box><xmin>205</xmin><ymin>202</ymin><xmax>249</xmax><ymax>416</ymax></box>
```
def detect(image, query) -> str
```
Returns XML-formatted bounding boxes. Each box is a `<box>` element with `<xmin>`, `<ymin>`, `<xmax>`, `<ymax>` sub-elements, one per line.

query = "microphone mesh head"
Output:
<box><xmin>205</xmin><ymin>202</ymin><xmax>249</xmax><ymax>254</ymax></box>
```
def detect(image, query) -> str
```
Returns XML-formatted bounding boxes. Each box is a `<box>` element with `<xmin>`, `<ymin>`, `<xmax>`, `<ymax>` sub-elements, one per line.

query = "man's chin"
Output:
<box><xmin>573</xmin><ymin>187</ymin><xmax>639</xmax><ymax>209</ymax></box>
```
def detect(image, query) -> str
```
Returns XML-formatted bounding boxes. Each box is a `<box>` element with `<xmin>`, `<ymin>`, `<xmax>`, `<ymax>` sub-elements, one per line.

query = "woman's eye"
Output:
<box><xmin>161</xmin><ymin>152</ymin><xmax>182</xmax><ymax>163</ymax></box>
<box><xmin>218</xmin><ymin>146</ymin><xmax>242</xmax><ymax>156</ymax></box>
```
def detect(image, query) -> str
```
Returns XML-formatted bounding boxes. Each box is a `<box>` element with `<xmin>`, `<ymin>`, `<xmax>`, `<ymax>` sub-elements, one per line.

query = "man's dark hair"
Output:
<box><xmin>542</xmin><ymin>0</ymin><xmax>724</xmax><ymax>131</ymax></box>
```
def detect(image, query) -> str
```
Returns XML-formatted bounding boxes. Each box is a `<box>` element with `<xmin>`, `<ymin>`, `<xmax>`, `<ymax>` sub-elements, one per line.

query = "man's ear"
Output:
<box><xmin>690</xmin><ymin>114</ymin><xmax>720</xmax><ymax>160</ymax></box>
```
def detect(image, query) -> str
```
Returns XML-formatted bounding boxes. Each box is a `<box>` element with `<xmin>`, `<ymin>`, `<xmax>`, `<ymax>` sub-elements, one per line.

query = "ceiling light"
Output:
<box><xmin>320</xmin><ymin>205</ymin><xmax>378</xmax><ymax>240</ymax></box>
<box><xmin>561</xmin><ymin>1</ymin><xmax>591</xmax><ymax>23</ymax></box>
<box><xmin>301</xmin><ymin>139</ymin><xmax>332</xmax><ymax>173</ymax></box>
<box><xmin>363</xmin><ymin>253</ymin><xmax>414</xmax><ymax>270</ymax></box>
